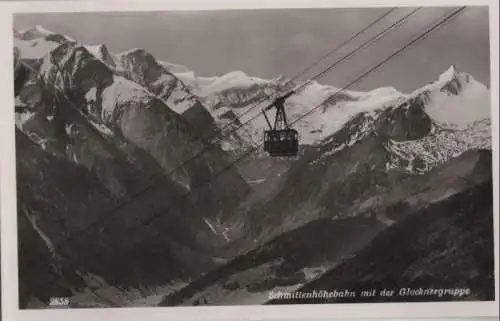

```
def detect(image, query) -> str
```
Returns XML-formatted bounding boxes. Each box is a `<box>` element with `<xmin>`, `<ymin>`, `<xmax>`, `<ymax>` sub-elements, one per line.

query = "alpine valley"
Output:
<box><xmin>13</xmin><ymin>25</ymin><xmax>495</xmax><ymax>308</ymax></box>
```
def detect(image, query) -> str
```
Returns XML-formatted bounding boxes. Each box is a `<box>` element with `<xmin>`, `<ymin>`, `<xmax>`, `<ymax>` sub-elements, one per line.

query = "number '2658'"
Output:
<box><xmin>49</xmin><ymin>297</ymin><xmax>70</xmax><ymax>306</ymax></box>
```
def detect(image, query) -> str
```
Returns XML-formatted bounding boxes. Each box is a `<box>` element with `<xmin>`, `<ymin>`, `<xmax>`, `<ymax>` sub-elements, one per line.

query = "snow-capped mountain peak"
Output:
<box><xmin>18</xmin><ymin>25</ymin><xmax>55</xmax><ymax>40</ymax></box>
<box><xmin>438</xmin><ymin>64</ymin><xmax>459</xmax><ymax>83</ymax></box>
<box><xmin>198</xmin><ymin>70</ymin><xmax>269</xmax><ymax>96</ymax></box>
<box><xmin>13</xmin><ymin>25</ymin><xmax>491</xmax><ymax>157</ymax></box>
<box><xmin>83</xmin><ymin>44</ymin><xmax>116</xmax><ymax>67</ymax></box>
<box><xmin>219</xmin><ymin>70</ymin><xmax>262</xmax><ymax>82</ymax></box>
<box><xmin>412</xmin><ymin>64</ymin><xmax>472</xmax><ymax>95</ymax></box>
<box><xmin>407</xmin><ymin>65</ymin><xmax>490</xmax><ymax>130</ymax></box>
<box><xmin>117</xmin><ymin>47</ymin><xmax>149</xmax><ymax>58</ymax></box>
<box><xmin>361</xmin><ymin>86</ymin><xmax>403</xmax><ymax>100</ymax></box>
<box><xmin>14</xmin><ymin>26</ymin><xmax>77</xmax><ymax>60</ymax></box>
<box><xmin>115</xmin><ymin>47</ymin><xmax>162</xmax><ymax>70</ymax></box>
<box><xmin>158</xmin><ymin>60</ymin><xmax>191</xmax><ymax>74</ymax></box>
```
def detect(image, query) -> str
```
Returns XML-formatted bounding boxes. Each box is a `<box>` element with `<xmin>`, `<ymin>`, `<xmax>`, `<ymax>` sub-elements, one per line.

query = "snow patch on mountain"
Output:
<box><xmin>424</xmin><ymin>81</ymin><xmax>490</xmax><ymax>129</ymax></box>
<box><xmin>14</xmin><ymin>25</ymin><xmax>77</xmax><ymax>60</ymax></box>
<box><xmin>116</xmin><ymin>47</ymin><xmax>147</xmax><ymax>58</ymax></box>
<box><xmin>166</xmin><ymin>91</ymin><xmax>197</xmax><ymax>114</ymax></box>
<box><xmin>84</xmin><ymin>44</ymin><xmax>103</xmax><ymax>60</ymax></box>
<box><xmin>438</xmin><ymin>65</ymin><xmax>459</xmax><ymax>82</ymax></box>
<box><xmin>101</xmin><ymin>75</ymin><xmax>154</xmax><ymax>122</ymax></box>
<box><xmin>89</xmin><ymin>120</ymin><xmax>115</xmax><ymax>137</ymax></box>
<box><xmin>289</xmin><ymin>80</ymin><xmax>342</xmax><ymax>107</ymax></box>
<box><xmin>361</xmin><ymin>86</ymin><xmax>403</xmax><ymax>102</ymax></box>
<box><xmin>309</xmin><ymin>111</ymin><xmax>382</xmax><ymax>165</ymax></box>
<box><xmin>305</xmin><ymin>66</ymin><xmax>490</xmax><ymax>168</ymax></box>
<box><xmin>174</xmin><ymin>71</ymin><xmax>203</xmax><ymax>94</ymax></box>
<box><xmin>319</xmin><ymin>97</ymin><xmax>402</xmax><ymax>142</ymax></box>
<box><xmin>83</xmin><ymin>44</ymin><xmax>117</xmax><ymax>67</ymax></box>
<box><xmin>411</xmin><ymin>65</ymin><xmax>490</xmax><ymax>129</ymax></box>
<box><xmin>18</xmin><ymin>25</ymin><xmax>55</xmax><ymax>40</ymax></box>
<box><xmin>201</xmin><ymin>77</ymin><xmax>406</xmax><ymax>150</ymax></box>
<box><xmin>158</xmin><ymin>60</ymin><xmax>191</xmax><ymax>74</ymax></box>
<box><xmin>269</xmin><ymin>86</ymin><xmax>403</xmax><ymax>146</ymax></box>
<box><xmin>15</xmin><ymin>111</ymin><xmax>36</xmax><ymax>129</ymax></box>
<box><xmin>150</xmin><ymin>73</ymin><xmax>198</xmax><ymax>114</ymax></box>
<box><xmin>173</xmin><ymin>70</ymin><xmax>226</xmax><ymax>96</ymax></box>
<box><xmin>386</xmin><ymin>119</ymin><xmax>491</xmax><ymax>173</ymax></box>
<box><xmin>302</xmin><ymin>265</ymin><xmax>332</xmax><ymax>282</ymax></box>
<box><xmin>198</xmin><ymin>70</ymin><xmax>269</xmax><ymax>97</ymax></box>
<box><xmin>14</xmin><ymin>37</ymin><xmax>61</xmax><ymax>60</ymax></box>
<box><xmin>85</xmin><ymin>86</ymin><xmax>97</xmax><ymax>102</ymax></box>
<box><xmin>226</xmin><ymin>65</ymin><xmax>488</xmax><ymax>152</ymax></box>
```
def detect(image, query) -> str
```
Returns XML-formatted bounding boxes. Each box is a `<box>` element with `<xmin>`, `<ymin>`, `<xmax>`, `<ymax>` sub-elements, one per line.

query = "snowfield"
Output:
<box><xmin>208</xmin><ymin>64</ymin><xmax>490</xmax><ymax>152</ymax></box>
<box><xmin>101</xmin><ymin>75</ymin><xmax>154</xmax><ymax>122</ymax></box>
<box><xmin>386</xmin><ymin>119</ymin><xmax>492</xmax><ymax>173</ymax></box>
<box><xmin>14</xmin><ymin>25</ymin><xmax>492</xmax><ymax>167</ymax></box>
<box><xmin>14</xmin><ymin>37</ymin><xmax>61</xmax><ymax>60</ymax></box>
<box><xmin>198</xmin><ymin>71</ymin><xmax>269</xmax><ymax>96</ymax></box>
<box><xmin>15</xmin><ymin>26</ymin><xmax>75</xmax><ymax>60</ymax></box>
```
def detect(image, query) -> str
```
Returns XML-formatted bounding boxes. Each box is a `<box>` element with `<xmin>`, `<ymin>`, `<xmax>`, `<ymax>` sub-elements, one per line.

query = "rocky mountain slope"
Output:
<box><xmin>156</xmin><ymin>54</ymin><xmax>493</xmax><ymax>307</ymax></box>
<box><xmin>266</xmin><ymin>174</ymin><xmax>495</xmax><ymax>304</ymax></box>
<box><xmin>14</xmin><ymin>26</ymin><xmax>251</xmax><ymax>307</ymax></box>
<box><xmin>12</xmin><ymin>25</ymin><xmax>494</xmax><ymax>308</ymax></box>
<box><xmin>219</xmin><ymin>65</ymin><xmax>491</xmax><ymax>247</ymax></box>
<box><xmin>158</xmin><ymin>148</ymin><xmax>493</xmax><ymax>306</ymax></box>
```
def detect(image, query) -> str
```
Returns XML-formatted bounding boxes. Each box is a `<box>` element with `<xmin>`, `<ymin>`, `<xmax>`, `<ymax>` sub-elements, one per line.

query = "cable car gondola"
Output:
<box><xmin>262</xmin><ymin>91</ymin><xmax>299</xmax><ymax>157</ymax></box>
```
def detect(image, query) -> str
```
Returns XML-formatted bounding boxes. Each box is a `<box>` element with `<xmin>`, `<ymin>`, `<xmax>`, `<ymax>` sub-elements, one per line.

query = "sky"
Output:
<box><xmin>13</xmin><ymin>6</ymin><xmax>490</xmax><ymax>93</ymax></box>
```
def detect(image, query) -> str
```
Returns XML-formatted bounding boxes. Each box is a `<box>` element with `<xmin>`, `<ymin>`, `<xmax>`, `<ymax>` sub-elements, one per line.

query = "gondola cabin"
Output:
<box><xmin>263</xmin><ymin>129</ymin><xmax>298</xmax><ymax>157</ymax></box>
<box><xmin>262</xmin><ymin>90</ymin><xmax>299</xmax><ymax>157</ymax></box>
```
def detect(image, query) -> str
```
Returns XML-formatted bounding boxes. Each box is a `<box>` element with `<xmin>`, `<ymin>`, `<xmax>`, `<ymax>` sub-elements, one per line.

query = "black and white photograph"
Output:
<box><xmin>1</xmin><ymin>0</ymin><xmax>499</xmax><ymax>319</ymax></box>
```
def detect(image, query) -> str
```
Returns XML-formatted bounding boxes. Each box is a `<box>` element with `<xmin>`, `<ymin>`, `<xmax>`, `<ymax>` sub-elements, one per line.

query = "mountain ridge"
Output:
<box><xmin>14</xmin><ymin>26</ymin><xmax>490</xmax><ymax>138</ymax></box>
<box><xmin>12</xmin><ymin>25</ymin><xmax>494</xmax><ymax>308</ymax></box>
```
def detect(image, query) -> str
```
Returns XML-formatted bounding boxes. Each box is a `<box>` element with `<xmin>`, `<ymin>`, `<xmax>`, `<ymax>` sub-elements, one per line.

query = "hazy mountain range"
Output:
<box><xmin>13</xmin><ymin>25</ymin><xmax>494</xmax><ymax>308</ymax></box>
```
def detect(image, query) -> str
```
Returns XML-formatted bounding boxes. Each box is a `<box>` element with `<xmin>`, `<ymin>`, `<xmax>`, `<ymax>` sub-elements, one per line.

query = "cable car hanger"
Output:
<box><xmin>258</xmin><ymin>7</ymin><xmax>420</xmax><ymax>158</ymax></box>
<box><xmin>262</xmin><ymin>89</ymin><xmax>300</xmax><ymax>157</ymax></box>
